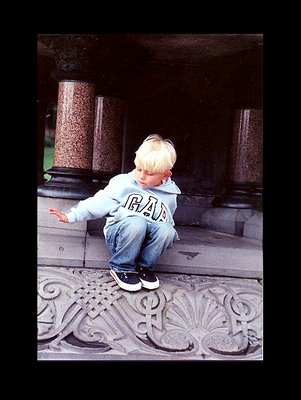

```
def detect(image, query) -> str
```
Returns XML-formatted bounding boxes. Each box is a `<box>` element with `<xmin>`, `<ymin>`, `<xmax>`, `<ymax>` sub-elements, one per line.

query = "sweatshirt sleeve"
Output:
<box><xmin>167</xmin><ymin>195</ymin><xmax>178</xmax><ymax>217</ymax></box>
<box><xmin>65</xmin><ymin>177</ymin><xmax>120</xmax><ymax>223</ymax></box>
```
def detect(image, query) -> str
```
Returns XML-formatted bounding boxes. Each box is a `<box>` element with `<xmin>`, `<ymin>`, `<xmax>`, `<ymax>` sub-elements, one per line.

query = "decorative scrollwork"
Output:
<box><xmin>37</xmin><ymin>267</ymin><xmax>263</xmax><ymax>360</ymax></box>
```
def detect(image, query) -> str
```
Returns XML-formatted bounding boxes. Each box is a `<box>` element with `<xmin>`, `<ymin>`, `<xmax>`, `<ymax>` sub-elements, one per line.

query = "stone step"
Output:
<box><xmin>38</xmin><ymin>225</ymin><xmax>262</xmax><ymax>279</ymax></box>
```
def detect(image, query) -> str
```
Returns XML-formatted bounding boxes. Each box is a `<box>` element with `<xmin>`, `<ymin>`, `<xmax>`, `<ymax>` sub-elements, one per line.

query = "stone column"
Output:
<box><xmin>38</xmin><ymin>80</ymin><xmax>96</xmax><ymax>199</ymax></box>
<box><xmin>92</xmin><ymin>96</ymin><xmax>125</xmax><ymax>188</ymax></box>
<box><xmin>54</xmin><ymin>80</ymin><xmax>95</xmax><ymax>169</ymax></box>
<box><xmin>37</xmin><ymin>34</ymin><xmax>100</xmax><ymax>199</ymax></box>
<box><xmin>213</xmin><ymin>109</ymin><xmax>263</xmax><ymax>210</ymax></box>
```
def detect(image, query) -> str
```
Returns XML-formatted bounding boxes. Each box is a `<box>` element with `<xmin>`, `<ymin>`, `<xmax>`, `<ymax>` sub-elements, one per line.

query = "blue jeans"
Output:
<box><xmin>105</xmin><ymin>216</ymin><xmax>178</xmax><ymax>273</ymax></box>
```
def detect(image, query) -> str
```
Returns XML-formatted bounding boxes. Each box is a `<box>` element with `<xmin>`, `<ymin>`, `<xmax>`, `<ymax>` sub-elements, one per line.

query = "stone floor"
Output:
<box><xmin>37</xmin><ymin>266</ymin><xmax>263</xmax><ymax>361</ymax></box>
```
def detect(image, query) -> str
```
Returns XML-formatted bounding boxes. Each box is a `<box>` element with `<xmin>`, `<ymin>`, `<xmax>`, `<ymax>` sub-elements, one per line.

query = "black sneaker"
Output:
<box><xmin>136</xmin><ymin>267</ymin><xmax>159</xmax><ymax>290</ymax></box>
<box><xmin>110</xmin><ymin>270</ymin><xmax>142</xmax><ymax>291</ymax></box>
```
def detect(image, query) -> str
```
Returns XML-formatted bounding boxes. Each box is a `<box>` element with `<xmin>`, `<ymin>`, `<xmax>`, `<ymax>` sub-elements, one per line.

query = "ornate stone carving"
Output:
<box><xmin>38</xmin><ymin>34</ymin><xmax>98</xmax><ymax>81</ymax></box>
<box><xmin>38</xmin><ymin>267</ymin><xmax>262</xmax><ymax>360</ymax></box>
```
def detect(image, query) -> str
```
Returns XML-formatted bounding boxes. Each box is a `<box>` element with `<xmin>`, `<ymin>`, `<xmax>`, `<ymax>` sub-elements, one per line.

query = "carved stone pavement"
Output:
<box><xmin>38</xmin><ymin>266</ymin><xmax>263</xmax><ymax>361</ymax></box>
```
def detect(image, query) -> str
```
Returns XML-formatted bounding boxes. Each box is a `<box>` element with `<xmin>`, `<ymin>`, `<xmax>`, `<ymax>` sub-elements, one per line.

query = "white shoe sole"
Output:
<box><xmin>140</xmin><ymin>278</ymin><xmax>160</xmax><ymax>290</ymax></box>
<box><xmin>110</xmin><ymin>270</ymin><xmax>142</xmax><ymax>291</ymax></box>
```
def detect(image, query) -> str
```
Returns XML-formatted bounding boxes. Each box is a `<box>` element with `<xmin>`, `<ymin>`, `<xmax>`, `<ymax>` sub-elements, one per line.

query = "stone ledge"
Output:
<box><xmin>38</xmin><ymin>226</ymin><xmax>263</xmax><ymax>279</ymax></box>
<box><xmin>38</xmin><ymin>196</ymin><xmax>263</xmax><ymax>278</ymax></box>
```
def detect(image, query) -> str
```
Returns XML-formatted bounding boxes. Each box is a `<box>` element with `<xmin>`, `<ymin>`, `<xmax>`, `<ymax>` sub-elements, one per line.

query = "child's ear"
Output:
<box><xmin>164</xmin><ymin>170</ymin><xmax>172</xmax><ymax>179</ymax></box>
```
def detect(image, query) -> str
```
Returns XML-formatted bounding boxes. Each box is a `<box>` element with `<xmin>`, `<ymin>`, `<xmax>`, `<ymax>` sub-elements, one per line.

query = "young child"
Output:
<box><xmin>49</xmin><ymin>134</ymin><xmax>181</xmax><ymax>292</ymax></box>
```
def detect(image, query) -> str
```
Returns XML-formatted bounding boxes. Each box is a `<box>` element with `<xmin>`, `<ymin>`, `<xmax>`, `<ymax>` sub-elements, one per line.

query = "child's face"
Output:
<box><xmin>134</xmin><ymin>167</ymin><xmax>171</xmax><ymax>189</ymax></box>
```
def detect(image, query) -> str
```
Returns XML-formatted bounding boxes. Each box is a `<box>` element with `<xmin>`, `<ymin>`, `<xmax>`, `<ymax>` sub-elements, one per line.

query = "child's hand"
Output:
<box><xmin>48</xmin><ymin>208</ymin><xmax>69</xmax><ymax>223</ymax></box>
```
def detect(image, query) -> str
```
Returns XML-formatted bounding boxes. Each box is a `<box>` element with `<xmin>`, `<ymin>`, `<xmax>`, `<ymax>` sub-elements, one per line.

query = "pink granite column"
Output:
<box><xmin>38</xmin><ymin>80</ymin><xmax>97</xmax><ymax>199</ymax></box>
<box><xmin>213</xmin><ymin>109</ymin><xmax>263</xmax><ymax>209</ymax></box>
<box><xmin>229</xmin><ymin>109</ymin><xmax>263</xmax><ymax>186</ymax></box>
<box><xmin>54</xmin><ymin>81</ymin><xmax>95</xmax><ymax>169</ymax></box>
<box><xmin>92</xmin><ymin>96</ymin><xmax>125</xmax><ymax>187</ymax></box>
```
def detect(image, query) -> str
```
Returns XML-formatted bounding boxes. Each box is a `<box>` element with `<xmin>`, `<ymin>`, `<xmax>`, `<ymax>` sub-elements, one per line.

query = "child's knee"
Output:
<box><xmin>122</xmin><ymin>216</ymin><xmax>148</xmax><ymax>236</ymax></box>
<box><xmin>157</xmin><ymin>223</ymin><xmax>176</xmax><ymax>241</ymax></box>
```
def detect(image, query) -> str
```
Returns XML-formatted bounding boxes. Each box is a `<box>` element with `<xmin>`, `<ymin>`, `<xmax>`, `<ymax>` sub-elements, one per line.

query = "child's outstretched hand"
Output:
<box><xmin>48</xmin><ymin>208</ymin><xmax>69</xmax><ymax>223</ymax></box>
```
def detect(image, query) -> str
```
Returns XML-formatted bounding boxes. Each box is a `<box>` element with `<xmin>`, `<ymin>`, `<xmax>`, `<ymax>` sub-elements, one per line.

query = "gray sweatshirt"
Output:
<box><xmin>66</xmin><ymin>170</ymin><xmax>181</xmax><ymax>237</ymax></box>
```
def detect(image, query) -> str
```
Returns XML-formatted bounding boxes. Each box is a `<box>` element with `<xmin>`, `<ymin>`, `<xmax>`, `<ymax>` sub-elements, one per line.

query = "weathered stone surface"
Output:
<box><xmin>38</xmin><ymin>227</ymin><xmax>86</xmax><ymax>267</ymax></box>
<box><xmin>38</xmin><ymin>266</ymin><xmax>263</xmax><ymax>361</ymax></box>
<box><xmin>38</xmin><ymin>222</ymin><xmax>263</xmax><ymax>278</ymax></box>
<box><xmin>243</xmin><ymin>211</ymin><xmax>263</xmax><ymax>241</ymax></box>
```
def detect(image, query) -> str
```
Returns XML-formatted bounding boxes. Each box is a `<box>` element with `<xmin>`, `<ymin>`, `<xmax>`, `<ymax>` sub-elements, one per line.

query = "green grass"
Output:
<box><xmin>44</xmin><ymin>145</ymin><xmax>54</xmax><ymax>181</ymax></box>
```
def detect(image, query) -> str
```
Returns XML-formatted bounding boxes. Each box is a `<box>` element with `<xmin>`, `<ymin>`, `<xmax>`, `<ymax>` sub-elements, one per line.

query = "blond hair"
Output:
<box><xmin>134</xmin><ymin>134</ymin><xmax>177</xmax><ymax>173</ymax></box>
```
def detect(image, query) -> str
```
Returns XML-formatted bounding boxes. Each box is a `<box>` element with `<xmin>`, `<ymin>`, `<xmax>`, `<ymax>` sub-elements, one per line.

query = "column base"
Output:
<box><xmin>91</xmin><ymin>170</ymin><xmax>115</xmax><ymax>190</ymax></box>
<box><xmin>212</xmin><ymin>183</ymin><xmax>262</xmax><ymax>211</ymax></box>
<box><xmin>37</xmin><ymin>167</ymin><xmax>109</xmax><ymax>200</ymax></box>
